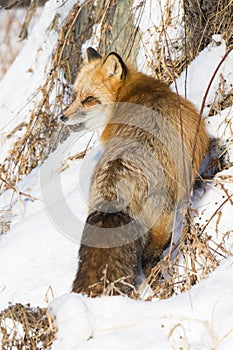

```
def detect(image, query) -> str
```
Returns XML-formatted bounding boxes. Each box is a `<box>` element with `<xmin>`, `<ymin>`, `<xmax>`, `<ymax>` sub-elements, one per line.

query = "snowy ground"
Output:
<box><xmin>0</xmin><ymin>9</ymin><xmax>27</xmax><ymax>80</ymax></box>
<box><xmin>0</xmin><ymin>7</ymin><xmax>43</xmax><ymax>80</ymax></box>
<box><xmin>0</xmin><ymin>1</ymin><xmax>233</xmax><ymax>349</ymax></box>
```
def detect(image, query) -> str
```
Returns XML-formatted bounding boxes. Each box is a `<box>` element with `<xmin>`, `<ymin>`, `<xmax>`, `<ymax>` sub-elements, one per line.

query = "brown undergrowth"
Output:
<box><xmin>0</xmin><ymin>303</ymin><xmax>56</xmax><ymax>349</ymax></box>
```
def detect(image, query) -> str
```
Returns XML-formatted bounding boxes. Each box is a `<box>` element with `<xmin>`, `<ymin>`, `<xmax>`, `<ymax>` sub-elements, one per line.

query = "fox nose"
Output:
<box><xmin>60</xmin><ymin>115</ymin><xmax>68</xmax><ymax>123</ymax></box>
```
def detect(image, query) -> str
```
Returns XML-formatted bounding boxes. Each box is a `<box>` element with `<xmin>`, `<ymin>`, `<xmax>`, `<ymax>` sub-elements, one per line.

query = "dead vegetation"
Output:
<box><xmin>0</xmin><ymin>0</ymin><xmax>233</xmax><ymax>347</ymax></box>
<box><xmin>140</xmin><ymin>198</ymin><xmax>233</xmax><ymax>300</ymax></box>
<box><xmin>0</xmin><ymin>303</ymin><xmax>56</xmax><ymax>349</ymax></box>
<box><xmin>184</xmin><ymin>0</ymin><xmax>233</xmax><ymax>55</ymax></box>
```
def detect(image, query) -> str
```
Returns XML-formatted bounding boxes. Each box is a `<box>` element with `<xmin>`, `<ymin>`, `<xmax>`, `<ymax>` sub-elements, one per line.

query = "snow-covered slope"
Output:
<box><xmin>50</xmin><ymin>258</ymin><xmax>233</xmax><ymax>350</ymax></box>
<box><xmin>0</xmin><ymin>0</ymin><xmax>233</xmax><ymax>349</ymax></box>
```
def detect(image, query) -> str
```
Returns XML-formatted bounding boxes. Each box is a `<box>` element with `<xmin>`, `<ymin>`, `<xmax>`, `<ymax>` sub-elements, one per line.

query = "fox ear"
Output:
<box><xmin>86</xmin><ymin>47</ymin><xmax>102</xmax><ymax>62</ymax></box>
<box><xmin>102</xmin><ymin>52</ymin><xmax>127</xmax><ymax>80</ymax></box>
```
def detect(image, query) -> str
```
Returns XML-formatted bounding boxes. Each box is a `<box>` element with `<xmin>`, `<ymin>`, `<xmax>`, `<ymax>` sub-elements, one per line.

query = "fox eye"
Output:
<box><xmin>82</xmin><ymin>96</ymin><xmax>95</xmax><ymax>104</ymax></box>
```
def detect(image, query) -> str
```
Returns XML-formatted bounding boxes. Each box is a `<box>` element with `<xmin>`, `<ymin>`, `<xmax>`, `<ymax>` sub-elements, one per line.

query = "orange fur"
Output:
<box><xmin>61</xmin><ymin>48</ymin><xmax>210</xmax><ymax>296</ymax></box>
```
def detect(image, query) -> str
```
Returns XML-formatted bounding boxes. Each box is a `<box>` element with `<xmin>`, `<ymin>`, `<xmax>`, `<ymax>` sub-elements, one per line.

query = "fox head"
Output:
<box><xmin>60</xmin><ymin>47</ymin><xmax>127</xmax><ymax>130</ymax></box>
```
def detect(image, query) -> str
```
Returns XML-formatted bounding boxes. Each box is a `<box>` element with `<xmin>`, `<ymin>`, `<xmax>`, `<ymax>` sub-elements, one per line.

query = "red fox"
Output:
<box><xmin>60</xmin><ymin>47</ymin><xmax>210</xmax><ymax>297</ymax></box>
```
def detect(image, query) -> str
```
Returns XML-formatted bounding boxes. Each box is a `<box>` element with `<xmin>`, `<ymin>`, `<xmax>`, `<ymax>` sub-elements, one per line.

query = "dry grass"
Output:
<box><xmin>0</xmin><ymin>303</ymin><xmax>56</xmax><ymax>349</ymax></box>
<box><xmin>137</xmin><ymin>0</ymin><xmax>233</xmax><ymax>83</ymax></box>
<box><xmin>184</xmin><ymin>0</ymin><xmax>233</xmax><ymax>54</ymax></box>
<box><xmin>0</xmin><ymin>209</ymin><xmax>11</xmax><ymax>236</ymax></box>
<box><xmin>141</xmin><ymin>212</ymin><xmax>232</xmax><ymax>300</ymax></box>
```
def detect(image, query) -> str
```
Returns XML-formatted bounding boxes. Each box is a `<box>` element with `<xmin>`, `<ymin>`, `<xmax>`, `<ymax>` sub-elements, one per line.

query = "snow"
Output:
<box><xmin>207</xmin><ymin>106</ymin><xmax>233</xmax><ymax>140</ymax></box>
<box><xmin>0</xmin><ymin>8</ymin><xmax>42</xmax><ymax>80</ymax></box>
<box><xmin>133</xmin><ymin>0</ymin><xmax>184</xmax><ymax>73</ymax></box>
<box><xmin>0</xmin><ymin>0</ymin><xmax>78</xmax><ymax>163</ymax></box>
<box><xmin>50</xmin><ymin>258</ymin><xmax>233</xmax><ymax>349</ymax></box>
<box><xmin>174</xmin><ymin>35</ymin><xmax>233</xmax><ymax>113</ymax></box>
<box><xmin>0</xmin><ymin>0</ymin><xmax>233</xmax><ymax>349</ymax></box>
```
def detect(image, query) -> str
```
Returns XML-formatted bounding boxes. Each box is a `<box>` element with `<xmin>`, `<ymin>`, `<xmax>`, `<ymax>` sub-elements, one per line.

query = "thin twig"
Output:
<box><xmin>200</xmin><ymin>194</ymin><xmax>233</xmax><ymax>235</ymax></box>
<box><xmin>0</xmin><ymin>175</ymin><xmax>41</xmax><ymax>202</ymax></box>
<box><xmin>19</xmin><ymin>0</ymin><xmax>38</xmax><ymax>40</ymax></box>
<box><xmin>0</xmin><ymin>0</ymin><xmax>23</xmax><ymax>10</ymax></box>
<box><xmin>192</xmin><ymin>46</ymin><xmax>233</xmax><ymax>163</ymax></box>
